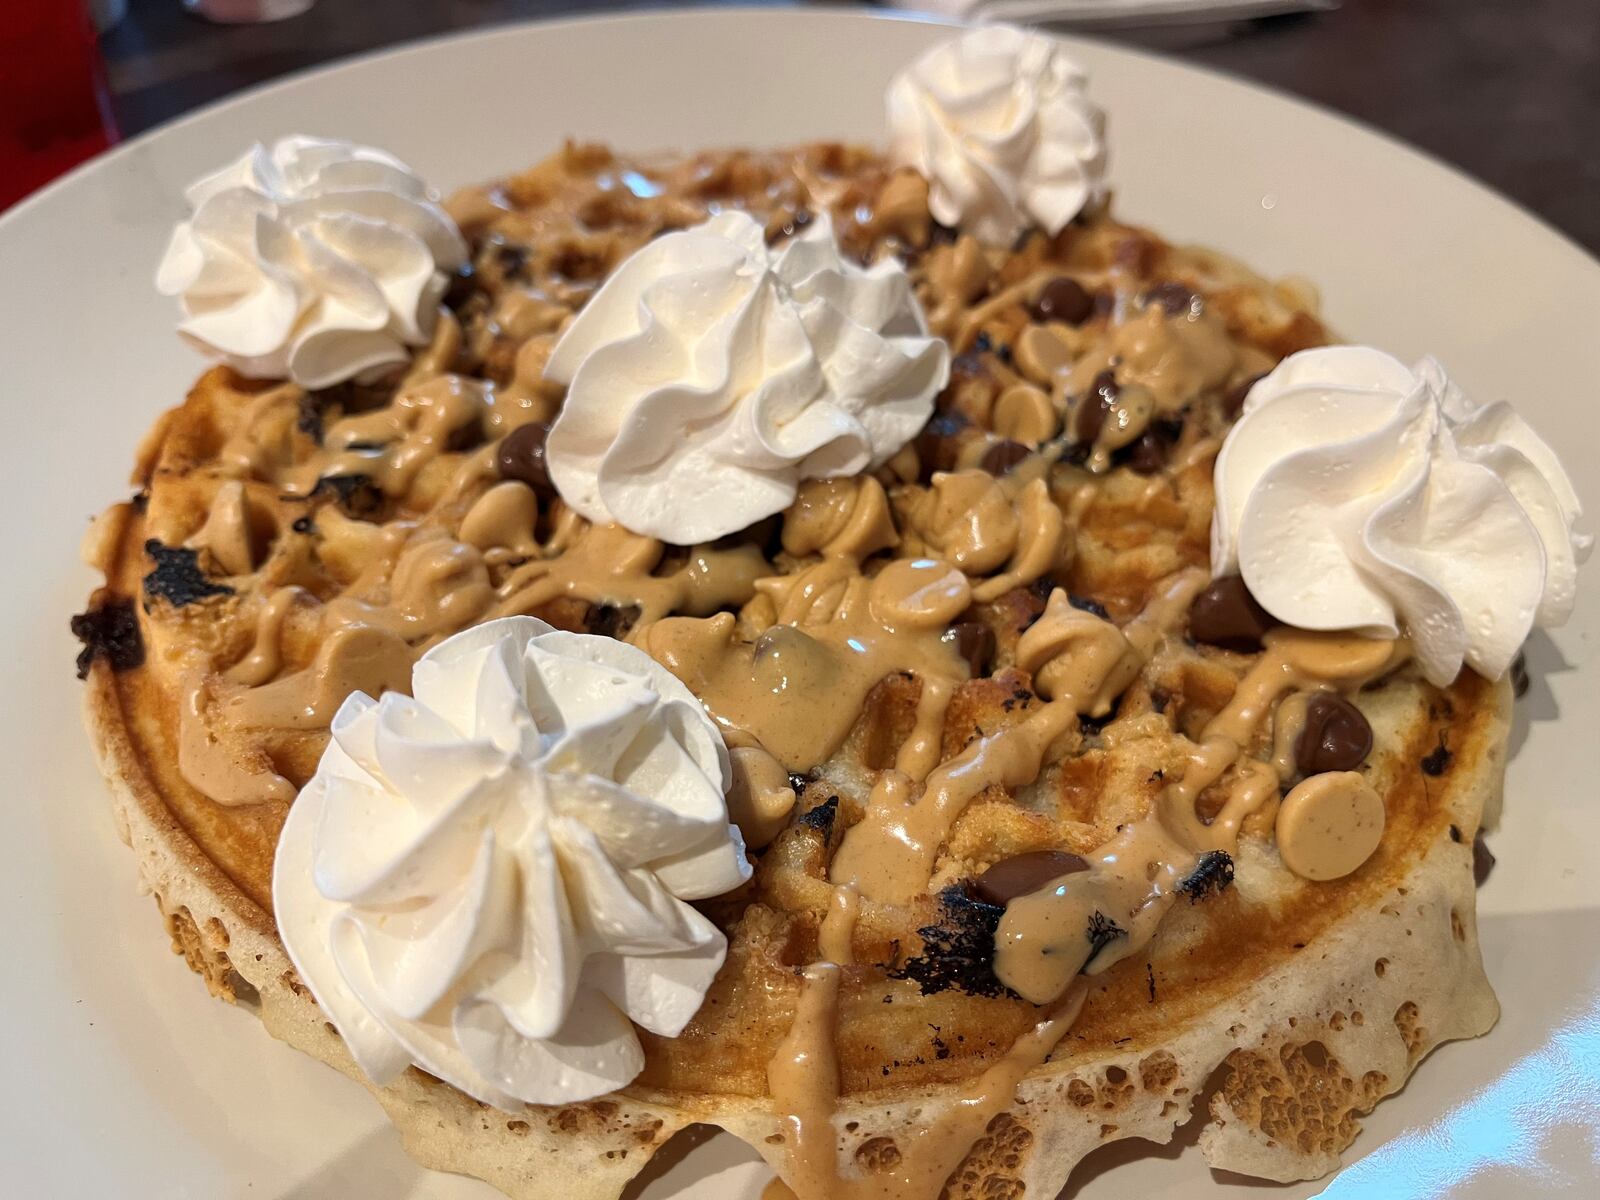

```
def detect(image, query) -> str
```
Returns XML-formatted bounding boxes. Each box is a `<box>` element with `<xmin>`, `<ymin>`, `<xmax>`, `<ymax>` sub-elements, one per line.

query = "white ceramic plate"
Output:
<box><xmin>3</xmin><ymin>9</ymin><xmax>1596</xmax><ymax>1198</ymax></box>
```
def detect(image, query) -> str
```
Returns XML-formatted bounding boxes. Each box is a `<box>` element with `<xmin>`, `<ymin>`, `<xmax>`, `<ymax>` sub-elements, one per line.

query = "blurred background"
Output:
<box><xmin>2</xmin><ymin>0</ymin><xmax>1595</xmax><ymax>252</ymax></box>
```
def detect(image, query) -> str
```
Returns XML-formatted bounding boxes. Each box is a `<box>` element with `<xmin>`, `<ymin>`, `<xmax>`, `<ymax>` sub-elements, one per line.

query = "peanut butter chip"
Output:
<box><xmin>1276</xmin><ymin>771</ymin><xmax>1386</xmax><ymax>882</ymax></box>
<box><xmin>868</xmin><ymin>558</ymin><xmax>972</xmax><ymax>630</ymax></box>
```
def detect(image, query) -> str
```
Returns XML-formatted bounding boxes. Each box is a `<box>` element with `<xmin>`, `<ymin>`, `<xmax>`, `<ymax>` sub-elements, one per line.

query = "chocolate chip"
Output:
<box><xmin>1146</xmin><ymin>282</ymin><xmax>1198</xmax><ymax>316</ymax></box>
<box><xmin>142</xmin><ymin>540</ymin><xmax>234</xmax><ymax>609</ymax></box>
<box><xmin>1295</xmin><ymin>694</ymin><xmax>1374</xmax><ymax>775</ymax></box>
<box><xmin>915</xmin><ymin>409</ymin><xmax>970</xmax><ymax>477</ymax></box>
<box><xmin>1126</xmin><ymin>432</ymin><xmax>1166</xmax><ymax>474</ymax></box>
<box><xmin>972</xmin><ymin>850</ymin><xmax>1090</xmax><ymax>906</ymax></box>
<box><xmin>493</xmin><ymin>241</ymin><xmax>529</xmax><ymax>281</ymax></box>
<box><xmin>1068</xmin><ymin>594</ymin><xmax>1110</xmax><ymax>620</ymax></box>
<box><xmin>442</xmin><ymin>260</ymin><xmax>479</xmax><ymax>311</ymax></box>
<box><xmin>1222</xmin><ymin>373</ymin><xmax>1267</xmax><ymax>419</ymax></box>
<box><xmin>979</xmin><ymin>438</ymin><xmax>1030</xmax><ymax>475</ymax></box>
<box><xmin>1031</xmin><ymin>276</ymin><xmax>1093</xmax><ymax>326</ymax></box>
<box><xmin>1473</xmin><ymin>833</ymin><xmax>1495</xmax><ymax>886</ymax></box>
<box><xmin>943</xmin><ymin>622</ymin><xmax>996</xmax><ymax>677</ymax></box>
<box><xmin>585</xmin><ymin>602</ymin><xmax>641</xmax><ymax>640</ymax></box>
<box><xmin>71</xmin><ymin>598</ymin><xmax>144</xmax><ymax>679</ymax></box>
<box><xmin>1188</xmin><ymin>575</ymin><xmax>1276</xmax><ymax>653</ymax></box>
<box><xmin>496</xmin><ymin>421</ymin><xmax>554</xmax><ymax>494</ymax></box>
<box><xmin>1074</xmin><ymin>369</ymin><xmax>1118</xmax><ymax>444</ymax></box>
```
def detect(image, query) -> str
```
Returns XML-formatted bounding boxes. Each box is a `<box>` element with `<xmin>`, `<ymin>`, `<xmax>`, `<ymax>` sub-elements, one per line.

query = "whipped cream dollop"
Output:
<box><xmin>156</xmin><ymin>135</ymin><xmax>467</xmax><ymax>389</ymax></box>
<box><xmin>886</xmin><ymin>25</ymin><xmax>1107</xmax><ymax>246</ymax></box>
<box><xmin>273</xmin><ymin>617</ymin><xmax>750</xmax><ymax>1108</ymax></box>
<box><xmin>1213</xmin><ymin>347</ymin><xmax>1590</xmax><ymax>686</ymax></box>
<box><xmin>544</xmin><ymin>210</ymin><xmax>948</xmax><ymax>544</ymax></box>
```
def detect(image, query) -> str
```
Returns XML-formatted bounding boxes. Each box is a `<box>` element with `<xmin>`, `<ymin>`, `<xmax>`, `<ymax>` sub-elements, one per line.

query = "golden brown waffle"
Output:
<box><xmin>76</xmin><ymin>142</ymin><xmax>1502</xmax><ymax>1200</ymax></box>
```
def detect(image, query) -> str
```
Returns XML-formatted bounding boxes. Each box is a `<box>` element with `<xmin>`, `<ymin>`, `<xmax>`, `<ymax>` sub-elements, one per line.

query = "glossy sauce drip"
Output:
<box><xmin>639</xmin><ymin>558</ymin><xmax>970</xmax><ymax>771</ymax></box>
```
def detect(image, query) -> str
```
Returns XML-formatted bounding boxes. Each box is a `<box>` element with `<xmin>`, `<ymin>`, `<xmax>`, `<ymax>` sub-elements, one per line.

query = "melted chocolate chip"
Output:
<box><xmin>914</xmin><ymin>409</ymin><xmax>971</xmax><ymax>477</ymax></box>
<box><xmin>493</xmin><ymin>241</ymin><xmax>529</xmax><ymax>281</ymax></box>
<box><xmin>1473</xmin><ymin>833</ymin><xmax>1496</xmax><ymax>886</ymax></box>
<box><xmin>142</xmin><ymin>540</ymin><xmax>234</xmax><ymax>609</ymax></box>
<box><xmin>887</xmin><ymin>885</ymin><xmax>1009</xmax><ymax>998</ymax></box>
<box><xmin>442</xmin><ymin>261</ymin><xmax>479</xmax><ymax>311</ymax></box>
<box><xmin>1188</xmin><ymin>575</ymin><xmax>1277</xmax><ymax>653</ymax></box>
<box><xmin>585</xmin><ymin>602</ymin><xmax>641</xmax><ymax>640</ymax></box>
<box><xmin>1146</xmin><ymin>281</ymin><xmax>1198</xmax><ymax>316</ymax></box>
<box><xmin>1126</xmin><ymin>432</ymin><xmax>1166</xmax><ymax>475</ymax></box>
<box><xmin>979</xmin><ymin>438</ymin><xmax>1031</xmax><ymax>476</ymax></box>
<box><xmin>943</xmin><ymin>622</ymin><xmax>996</xmax><ymax>677</ymax></box>
<box><xmin>71</xmin><ymin>598</ymin><xmax>144</xmax><ymax>680</ymax></box>
<box><xmin>1296</xmin><ymin>694</ymin><xmax>1374</xmax><ymax>775</ymax></box>
<box><xmin>1177</xmin><ymin>850</ymin><xmax>1234</xmax><ymax>902</ymax></box>
<box><xmin>496</xmin><ymin>421</ymin><xmax>554</xmax><ymax>494</ymax></box>
<box><xmin>1075</xmin><ymin>369</ymin><xmax>1118</xmax><ymax>445</ymax></box>
<box><xmin>972</xmin><ymin>850</ymin><xmax>1089</xmax><ymax>906</ymax></box>
<box><xmin>1031</xmin><ymin>276</ymin><xmax>1093</xmax><ymax>326</ymax></box>
<box><xmin>1222</xmin><ymin>373</ymin><xmax>1267</xmax><ymax>419</ymax></box>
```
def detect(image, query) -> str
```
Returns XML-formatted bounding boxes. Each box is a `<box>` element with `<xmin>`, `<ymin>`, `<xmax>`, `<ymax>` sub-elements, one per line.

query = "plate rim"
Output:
<box><xmin>9</xmin><ymin>5</ymin><xmax>1597</xmax><ymax>277</ymax></box>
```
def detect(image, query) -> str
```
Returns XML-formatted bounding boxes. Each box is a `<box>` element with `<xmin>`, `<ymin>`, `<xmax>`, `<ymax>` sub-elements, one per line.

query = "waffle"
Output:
<box><xmin>77</xmin><ymin>142</ymin><xmax>1503</xmax><ymax>1199</ymax></box>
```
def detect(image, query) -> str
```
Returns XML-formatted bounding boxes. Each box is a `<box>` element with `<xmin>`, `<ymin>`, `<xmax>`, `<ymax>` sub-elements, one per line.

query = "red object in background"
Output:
<box><xmin>0</xmin><ymin>1</ymin><xmax>119</xmax><ymax>212</ymax></box>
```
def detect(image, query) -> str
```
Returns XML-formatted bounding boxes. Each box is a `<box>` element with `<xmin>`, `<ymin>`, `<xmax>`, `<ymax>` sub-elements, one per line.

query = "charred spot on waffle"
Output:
<box><xmin>1084</xmin><ymin>910</ymin><xmax>1127</xmax><ymax>967</ymax></box>
<box><xmin>787</xmin><ymin>771</ymin><xmax>813</xmax><ymax>795</ymax></box>
<box><xmin>1420</xmin><ymin>734</ymin><xmax>1452</xmax><ymax>777</ymax></box>
<box><xmin>310</xmin><ymin>473</ymin><xmax>385</xmax><ymax>519</ymax></box>
<box><xmin>585</xmin><ymin>602</ymin><xmax>642</xmax><ymax>640</ymax></box>
<box><xmin>888</xmin><ymin>885</ymin><xmax>1010</xmax><ymax>999</ymax></box>
<box><xmin>142</xmin><ymin>540</ymin><xmax>234</xmax><ymax>609</ymax></box>
<box><xmin>71</xmin><ymin>597</ymin><xmax>144</xmax><ymax>679</ymax></box>
<box><xmin>1178</xmin><ymin>850</ymin><xmax>1234</xmax><ymax>903</ymax></box>
<box><xmin>798</xmin><ymin>794</ymin><xmax>839</xmax><ymax>839</ymax></box>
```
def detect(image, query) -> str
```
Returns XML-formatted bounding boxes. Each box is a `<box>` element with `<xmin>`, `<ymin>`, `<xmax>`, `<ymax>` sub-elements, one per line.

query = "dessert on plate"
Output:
<box><xmin>73</xmin><ymin>25</ymin><xmax>1588</xmax><ymax>1200</ymax></box>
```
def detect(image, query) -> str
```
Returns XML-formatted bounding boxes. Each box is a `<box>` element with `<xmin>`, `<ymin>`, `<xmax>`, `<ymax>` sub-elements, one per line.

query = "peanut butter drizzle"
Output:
<box><xmin>903</xmin><ymin>470</ymin><xmax>1071</xmax><ymax>604</ymax></box>
<box><xmin>178</xmin><ymin>671</ymin><xmax>295</xmax><ymax>805</ymax></box>
<box><xmin>493</xmin><ymin>521</ymin><xmax>768</xmax><ymax>625</ymax></box>
<box><xmin>639</xmin><ymin>557</ymin><xmax>970</xmax><ymax>772</ymax></box>
<box><xmin>227</xmin><ymin>586</ymin><xmax>306</xmax><ymax>687</ymax></box>
<box><xmin>831</xmin><ymin>570</ymin><xmax>1206</xmax><ymax>905</ymax></box>
<box><xmin>995</xmin><ymin>629</ymin><xmax>1408</xmax><ymax>1005</ymax></box>
<box><xmin>186</xmin><ymin>480</ymin><xmax>269</xmax><ymax>576</ymax></box>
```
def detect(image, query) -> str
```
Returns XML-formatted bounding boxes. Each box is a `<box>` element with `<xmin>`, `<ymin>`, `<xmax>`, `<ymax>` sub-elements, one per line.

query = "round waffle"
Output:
<box><xmin>77</xmin><ymin>142</ymin><xmax>1503</xmax><ymax>1199</ymax></box>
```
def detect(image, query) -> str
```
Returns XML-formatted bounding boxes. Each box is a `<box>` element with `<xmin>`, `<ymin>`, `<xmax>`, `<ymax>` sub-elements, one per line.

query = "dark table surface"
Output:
<box><xmin>101</xmin><ymin>0</ymin><xmax>1598</xmax><ymax>254</ymax></box>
